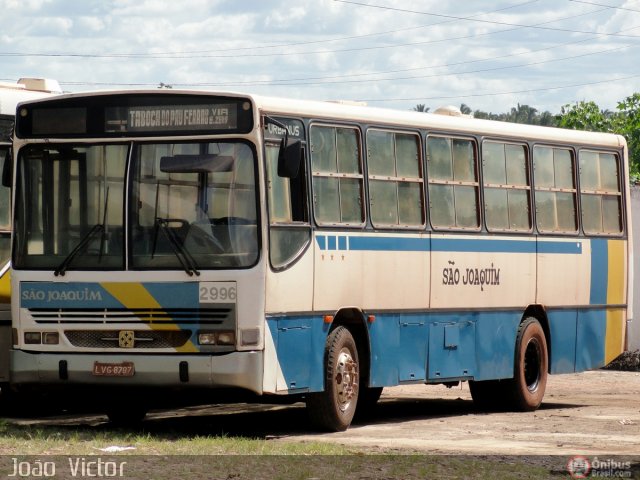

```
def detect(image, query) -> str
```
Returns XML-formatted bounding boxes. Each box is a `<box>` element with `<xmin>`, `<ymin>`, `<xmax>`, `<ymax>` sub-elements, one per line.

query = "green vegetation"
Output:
<box><xmin>416</xmin><ymin>93</ymin><xmax>640</xmax><ymax>181</ymax></box>
<box><xmin>0</xmin><ymin>419</ymin><xmax>348</xmax><ymax>455</ymax></box>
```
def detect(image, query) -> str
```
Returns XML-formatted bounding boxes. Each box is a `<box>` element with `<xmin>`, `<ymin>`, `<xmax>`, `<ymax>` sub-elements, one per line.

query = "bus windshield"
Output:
<box><xmin>14</xmin><ymin>141</ymin><xmax>258</xmax><ymax>271</ymax></box>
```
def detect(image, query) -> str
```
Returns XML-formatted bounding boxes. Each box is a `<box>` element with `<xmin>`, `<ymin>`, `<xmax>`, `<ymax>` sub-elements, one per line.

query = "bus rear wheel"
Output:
<box><xmin>508</xmin><ymin>317</ymin><xmax>548</xmax><ymax>411</ymax></box>
<box><xmin>307</xmin><ymin>326</ymin><xmax>359</xmax><ymax>432</ymax></box>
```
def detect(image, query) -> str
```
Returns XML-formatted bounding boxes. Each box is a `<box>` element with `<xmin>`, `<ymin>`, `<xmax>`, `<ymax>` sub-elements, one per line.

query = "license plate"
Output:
<box><xmin>92</xmin><ymin>361</ymin><xmax>135</xmax><ymax>377</ymax></box>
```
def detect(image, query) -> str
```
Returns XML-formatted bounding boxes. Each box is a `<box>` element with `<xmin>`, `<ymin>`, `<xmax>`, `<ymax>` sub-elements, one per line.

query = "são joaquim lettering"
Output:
<box><xmin>21</xmin><ymin>287</ymin><xmax>103</xmax><ymax>303</ymax></box>
<box><xmin>442</xmin><ymin>261</ymin><xmax>501</xmax><ymax>291</ymax></box>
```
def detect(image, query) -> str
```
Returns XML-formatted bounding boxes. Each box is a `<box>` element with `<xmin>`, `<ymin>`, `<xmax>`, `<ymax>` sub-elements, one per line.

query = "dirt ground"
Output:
<box><xmin>5</xmin><ymin>370</ymin><xmax>640</xmax><ymax>456</ymax></box>
<box><xmin>297</xmin><ymin>370</ymin><xmax>640</xmax><ymax>455</ymax></box>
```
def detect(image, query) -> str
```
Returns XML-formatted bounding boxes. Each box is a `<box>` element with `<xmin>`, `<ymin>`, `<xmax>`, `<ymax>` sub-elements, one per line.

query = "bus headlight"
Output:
<box><xmin>24</xmin><ymin>331</ymin><xmax>60</xmax><ymax>345</ymax></box>
<box><xmin>24</xmin><ymin>332</ymin><xmax>41</xmax><ymax>344</ymax></box>
<box><xmin>42</xmin><ymin>332</ymin><xmax>60</xmax><ymax>345</ymax></box>
<box><xmin>216</xmin><ymin>331</ymin><xmax>235</xmax><ymax>346</ymax></box>
<box><xmin>198</xmin><ymin>331</ymin><xmax>235</xmax><ymax>346</ymax></box>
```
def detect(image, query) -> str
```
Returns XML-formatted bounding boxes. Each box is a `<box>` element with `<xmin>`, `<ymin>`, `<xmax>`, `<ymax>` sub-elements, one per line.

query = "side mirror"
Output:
<box><xmin>278</xmin><ymin>139</ymin><xmax>302</xmax><ymax>178</ymax></box>
<box><xmin>1</xmin><ymin>149</ymin><xmax>11</xmax><ymax>188</ymax></box>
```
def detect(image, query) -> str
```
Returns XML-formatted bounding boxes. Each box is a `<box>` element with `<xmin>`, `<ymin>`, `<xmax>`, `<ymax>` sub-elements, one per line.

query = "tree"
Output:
<box><xmin>459</xmin><ymin>103</ymin><xmax>472</xmax><ymax>115</ymax></box>
<box><xmin>556</xmin><ymin>101</ymin><xmax>614</xmax><ymax>132</ymax></box>
<box><xmin>413</xmin><ymin>104</ymin><xmax>429</xmax><ymax>113</ymax></box>
<box><xmin>616</xmin><ymin>93</ymin><xmax>640</xmax><ymax>180</ymax></box>
<box><xmin>557</xmin><ymin>96</ymin><xmax>640</xmax><ymax>180</ymax></box>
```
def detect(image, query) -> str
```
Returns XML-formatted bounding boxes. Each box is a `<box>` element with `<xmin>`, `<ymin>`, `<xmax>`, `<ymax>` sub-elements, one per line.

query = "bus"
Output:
<box><xmin>7</xmin><ymin>90</ymin><xmax>631</xmax><ymax>430</ymax></box>
<box><xmin>0</xmin><ymin>78</ymin><xmax>61</xmax><ymax>400</ymax></box>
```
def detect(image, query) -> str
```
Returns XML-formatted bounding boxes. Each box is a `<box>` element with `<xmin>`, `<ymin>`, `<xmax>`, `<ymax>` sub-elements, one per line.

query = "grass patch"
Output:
<box><xmin>0</xmin><ymin>420</ymin><xmax>348</xmax><ymax>455</ymax></box>
<box><xmin>0</xmin><ymin>420</ymin><xmax>574</xmax><ymax>478</ymax></box>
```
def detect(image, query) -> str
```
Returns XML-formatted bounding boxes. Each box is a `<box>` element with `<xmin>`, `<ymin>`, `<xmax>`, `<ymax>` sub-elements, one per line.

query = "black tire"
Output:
<box><xmin>470</xmin><ymin>318</ymin><xmax>548</xmax><ymax>412</ymax></box>
<box><xmin>508</xmin><ymin>318</ymin><xmax>548</xmax><ymax>411</ymax></box>
<box><xmin>307</xmin><ymin>326</ymin><xmax>359</xmax><ymax>431</ymax></box>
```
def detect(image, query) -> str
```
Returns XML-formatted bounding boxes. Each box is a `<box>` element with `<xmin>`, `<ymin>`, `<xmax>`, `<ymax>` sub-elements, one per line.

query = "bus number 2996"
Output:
<box><xmin>199</xmin><ymin>282</ymin><xmax>237</xmax><ymax>303</ymax></box>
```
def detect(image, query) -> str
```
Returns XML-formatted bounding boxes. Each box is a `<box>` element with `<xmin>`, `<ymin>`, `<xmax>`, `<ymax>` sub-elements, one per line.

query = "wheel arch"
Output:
<box><xmin>522</xmin><ymin>304</ymin><xmax>551</xmax><ymax>373</ymax></box>
<box><xmin>328</xmin><ymin>308</ymin><xmax>373</xmax><ymax>387</ymax></box>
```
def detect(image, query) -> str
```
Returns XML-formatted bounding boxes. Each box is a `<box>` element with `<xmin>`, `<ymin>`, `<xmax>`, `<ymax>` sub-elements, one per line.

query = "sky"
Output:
<box><xmin>1</xmin><ymin>0</ymin><xmax>639</xmax><ymax>115</ymax></box>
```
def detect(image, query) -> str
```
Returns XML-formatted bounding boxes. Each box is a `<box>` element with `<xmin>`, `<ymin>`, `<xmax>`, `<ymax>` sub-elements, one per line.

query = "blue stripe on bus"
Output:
<box><xmin>589</xmin><ymin>239</ymin><xmax>608</xmax><ymax>305</ymax></box>
<box><xmin>350</xmin><ymin>236</ymin><xmax>430</xmax><ymax>252</ymax></box>
<box><xmin>315</xmin><ymin>235</ymin><xmax>582</xmax><ymax>255</ymax></box>
<box><xmin>432</xmin><ymin>238</ymin><xmax>535</xmax><ymax>253</ymax></box>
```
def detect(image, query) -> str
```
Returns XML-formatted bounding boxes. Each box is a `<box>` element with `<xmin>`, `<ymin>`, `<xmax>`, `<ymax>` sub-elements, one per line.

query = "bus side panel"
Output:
<box><xmin>368</xmin><ymin>311</ymin><xmax>520</xmax><ymax>386</ymax></box>
<box><xmin>266</xmin><ymin>315</ymin><xmax>327</xmax><ymax>393</ymax></box>
<box><xmin>537</xmin><ymin>238</ymin><xmax>589</xmax><ymax>306</ymax></box>
<box><xmin>604</xmin><ymin>239</ymin><xmax>627</xmax><ymax>364</ymax></box>
<box><xmin>472</xmin><ymin>311</ymin><xmax>521</xmax><ymax>381</ymax></box>
<box><xmin>587</xmin><ymin>238</ymin><xmax>627</xmax><ymax>367</ymax></box>
<box><xmin>313</xmin><ymin>232</ymin><xmax>430</xmax><ymax>312</ymax></box>
<box><xmin>576</xmin><ymin>309</ymin><xmax>606</xmax><ymax>371</ymax></box>
<box><xmin>367</xmin><ymin>313</ymin><xmax>430</xmax><ymax>385</ymax></box>
<box><xmin>547</xmin><ymin>309</ymin><xmax>578</xmax><ymax>374</ymax></box>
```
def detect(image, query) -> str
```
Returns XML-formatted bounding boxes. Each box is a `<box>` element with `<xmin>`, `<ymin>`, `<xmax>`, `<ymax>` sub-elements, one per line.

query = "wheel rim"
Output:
<box><xmin>334</xmin><ymin>348</ymin><xmax>358</xmax><ymax>412</ymax></box>
<box><xmin>523</xmin><ymin>338</ymin><xmax>541</xmax><ymax>392</ymax></box>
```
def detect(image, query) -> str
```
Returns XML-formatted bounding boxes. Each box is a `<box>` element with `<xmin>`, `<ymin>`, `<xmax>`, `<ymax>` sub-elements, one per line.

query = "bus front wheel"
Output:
<box><xmin>509</xmin><ymin>317</ymin><xmax>548</xmax><ymax>411</ymax></box>
<box><xmin>307</xmin><ymin>326</ymin><xmax>359</xmax><ymax>432</ymax></box>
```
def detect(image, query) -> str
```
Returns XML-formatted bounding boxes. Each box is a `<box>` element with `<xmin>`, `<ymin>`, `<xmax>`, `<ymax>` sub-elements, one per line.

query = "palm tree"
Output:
<box><xmin>413</xmin><ymin>104</ymin><xmax>430</xmax><ymax>113</ymax></box>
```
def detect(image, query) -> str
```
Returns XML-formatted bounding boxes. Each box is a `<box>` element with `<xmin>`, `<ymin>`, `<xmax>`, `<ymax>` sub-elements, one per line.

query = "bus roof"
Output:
<box><xmin>13</xmin><ymin>88</ymin><xmax>627</xmax><ymax>150</ymax></box>
<box><xmin>252</xmin><ymin>93</ymin><xmax>626</xmax><ymax>150</ymax></box>
<box><xmin>0</xmin><ymin>78</ymin><xmax>62</xmax><ymax>116</ymax></box>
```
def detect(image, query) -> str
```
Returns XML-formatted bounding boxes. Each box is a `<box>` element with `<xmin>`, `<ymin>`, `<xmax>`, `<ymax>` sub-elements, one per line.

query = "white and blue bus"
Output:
<box><xmin>7</xmin><ymin>91</ymin><xmax>631</xmax><ymax>430</ymax></box>
<box><xmin>0</xmin><ymin>78</ymin><xmax>60</xmax><ymax>398</ymax></box>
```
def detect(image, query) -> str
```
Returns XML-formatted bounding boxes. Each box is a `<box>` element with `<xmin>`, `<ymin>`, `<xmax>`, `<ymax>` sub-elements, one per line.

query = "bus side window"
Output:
<box><xmin>533</xmin><ymin>146</ymin><xmax>578</xmax><ymax>233</ymax></box>
<box><xmin>579</xmin><ymin>150</ymin><xmax>622</xmax><ymax>235</ymax></box>
<box><xmin>427</xmin><ymin>136</ymin><xmax>480</xmax><ymax>230</ymax></box>
<box><xmin>367</xmin><ymin>129</ymin><xmax>424</xmax><ymax>228</ymax></box>
<box><xmin>266</xmin><ymin>142</ymin><xmax>310</xmax><ymax>269</ymax></box>
<box><xmin>483</xmin><ymin>141</ymin><xmax>531</xmax><ymax>232</ymax></box>
<box><xmin>310</xmin><ymin>125</ymin><xmax>364</xmax><ymax>226</ymax></box>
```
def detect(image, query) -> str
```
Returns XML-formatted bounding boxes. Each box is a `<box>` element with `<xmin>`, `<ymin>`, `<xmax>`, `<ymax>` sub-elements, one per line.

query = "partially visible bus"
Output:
<box><xmin>8</xmin><ymin>90</ymin><xmax>631</xmax><ymax>430</ymax></box>
<box><xmin>0</xmin><ymin>78</ymin><xmax>61</xmax><ymax>399</ymax></box>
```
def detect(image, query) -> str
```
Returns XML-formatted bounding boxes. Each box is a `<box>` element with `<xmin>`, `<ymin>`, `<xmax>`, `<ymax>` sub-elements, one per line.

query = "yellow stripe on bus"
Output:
<box><xmin>605</xmin><ymin>240</ymin><xmax>626</xmax><ymax>364</ymax></box>
<box><xmin>0</xmin><ymin>269</ymin><xmax>10</xmax><ymax>303</ymax></box>
<box><xmin>100</xmin><ymin>282</ymin><xmax>198</xmax><ymax>353</ymax></box>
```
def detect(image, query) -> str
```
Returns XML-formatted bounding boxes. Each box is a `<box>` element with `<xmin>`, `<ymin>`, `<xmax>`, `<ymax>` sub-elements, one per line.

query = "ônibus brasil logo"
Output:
<box><xmin>567</xmin><ymin>456</ymin><xmax>592</xmax><ymax>479</ymax></box>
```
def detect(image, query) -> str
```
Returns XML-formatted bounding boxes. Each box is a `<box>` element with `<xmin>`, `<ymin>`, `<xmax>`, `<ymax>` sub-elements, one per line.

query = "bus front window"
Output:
<box><xmin>130</xmin><ymin>141</ymin><xmax>258</xmax><ymax>270</ymax></box>
<box><xmin>14</xmin><ymin>144</ymin><xmax>126</xmax><ymax>270</ymax></box>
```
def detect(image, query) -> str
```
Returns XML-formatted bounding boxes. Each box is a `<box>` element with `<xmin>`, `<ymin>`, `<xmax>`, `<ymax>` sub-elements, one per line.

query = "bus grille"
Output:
<box><xmin>64</xmin><ymin>329</ymin><xmax>192</xmax><ymax>349</ymax></box>
<box><xmin>28</xmin><ymin>307</ymin><xmax>233</xmax><ymax>325</ymax></box>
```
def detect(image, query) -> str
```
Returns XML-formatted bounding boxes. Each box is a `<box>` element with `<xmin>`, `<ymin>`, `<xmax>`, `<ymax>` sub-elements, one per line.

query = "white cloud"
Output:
<box><xmin>0</xmin><ymin>0</ymin><xmax>637</xmax><ymax>114</ymax></box>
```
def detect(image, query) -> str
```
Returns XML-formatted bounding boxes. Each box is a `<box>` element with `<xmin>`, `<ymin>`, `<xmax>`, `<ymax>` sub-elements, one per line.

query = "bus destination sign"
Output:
<box><xmin>106</xmin><ymin>104</ymin><xmax>238</xmax><ymax>133</ymax></box>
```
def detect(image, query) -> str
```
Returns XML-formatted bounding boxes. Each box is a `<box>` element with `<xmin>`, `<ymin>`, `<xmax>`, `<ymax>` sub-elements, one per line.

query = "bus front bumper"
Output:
<box><xmin>10</xmin><ymin>350</ymin><xmax>264</xmax><ymax>394</ymax></box>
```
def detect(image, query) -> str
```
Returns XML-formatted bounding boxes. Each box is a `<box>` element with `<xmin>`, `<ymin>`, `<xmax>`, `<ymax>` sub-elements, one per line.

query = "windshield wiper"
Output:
<box><xmin>55</xmin><ymin>187</ymin><xmax>110</xmax><ymax>277</ymax></box>
<box><xmin>54</xmin><ymin>223</ymin><xmax>103</xmax><ymax>277</ymax></box>
<box><xmin>153</xmin><ymin>218</ymin><xmax>200</xmax><ymax>276</ymax></box>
